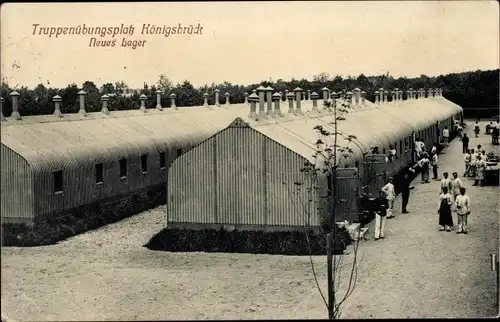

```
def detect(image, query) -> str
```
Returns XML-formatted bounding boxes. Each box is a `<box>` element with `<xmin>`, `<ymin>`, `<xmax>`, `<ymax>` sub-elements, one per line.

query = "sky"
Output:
<box><xmin>1</xmin><ymin>1</ymin><xmax>499</xmax><ymax>89</ymax></box>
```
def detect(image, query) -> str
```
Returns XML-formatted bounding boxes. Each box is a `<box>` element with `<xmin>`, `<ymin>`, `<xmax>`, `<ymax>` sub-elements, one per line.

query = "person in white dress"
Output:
<box><xmin>381</xmin><ymin>177</ymin><xmax>396</xmax><ymax>219</ymax></box>
<box><xmin>474</xmin><ymin>155</ymin><xmax>487</xmax><ymax>186</ymax></box>
<box><xmin>455</xmin><ymin>187</ymin><xmax>471</xmax><ymax>234</ymax></box>
<box><xmin>442</xmin><ymin>127</ymin><xmax>450</xmax><ymax>146</ymax></box>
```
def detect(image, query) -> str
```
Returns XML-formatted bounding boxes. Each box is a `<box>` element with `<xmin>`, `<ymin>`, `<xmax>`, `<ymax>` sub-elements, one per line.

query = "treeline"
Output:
<box><xmin>0</xmin><ymin>69</ymin><xmax>498</xmax><ymax>118</ymax></box>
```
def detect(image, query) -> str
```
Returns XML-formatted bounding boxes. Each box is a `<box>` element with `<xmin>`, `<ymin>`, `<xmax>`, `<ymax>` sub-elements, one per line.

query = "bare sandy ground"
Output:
<box><xmin>1</xmin><ymin>122</ymin><xmax>499</xmax><ymax>320</ymax></box>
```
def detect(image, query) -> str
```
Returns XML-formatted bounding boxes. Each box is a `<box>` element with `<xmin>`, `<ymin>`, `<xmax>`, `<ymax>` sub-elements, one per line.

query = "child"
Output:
<box><xmin>455</xmin><ymin>187</ymin><xmax>471</xmax><ymax>234</ymax></box>
<box><xmin>438</xmin><ymin>186</ymin><xmax>454</xmax><ymax>232</ymax></box>
<box><xmin>381</xmin><ymin>177</ymin><xmax>396</xmax><ymax>219</ymax></box>
<box><xmin>440</xmin><ymin>172</ymin><xmax>452</xmax><ymax>194</ymax></box>
<box><xmin>374</xmin><ymin>190</ymin><xmax>389</xmax><ymax>240</ymax></box>
<box><xmin>474</xmin><ymin>121</ymin><xmax>480</xmax><ymax>137</ymax></box>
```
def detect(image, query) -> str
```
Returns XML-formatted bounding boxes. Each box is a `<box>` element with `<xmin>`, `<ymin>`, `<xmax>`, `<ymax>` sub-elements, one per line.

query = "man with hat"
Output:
<box><xmin>381</xmin><ymin>177</ymin><xmax>396</xmax><ymax>219</ymax></box>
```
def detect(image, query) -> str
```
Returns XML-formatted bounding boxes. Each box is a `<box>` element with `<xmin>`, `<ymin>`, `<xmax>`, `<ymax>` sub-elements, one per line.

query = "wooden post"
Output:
<box><xmin>491</xmin><ymin>254</ymin><xmax>499</xmax><ymax>312</ymax></box>
<box><xmin>327</xmin><ymin>232</ymin><xmax>334</xmax><ymax>319</ymax></box>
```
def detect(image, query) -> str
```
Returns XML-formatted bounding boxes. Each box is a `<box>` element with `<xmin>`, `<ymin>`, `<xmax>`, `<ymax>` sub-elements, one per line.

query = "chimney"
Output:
<box><xmin>311</xmin><ymin>91</ymin><xmax>319</xmax><ymax>112</ymax></box>
<box><xmin>354</xmin><ymin>88</ymin><xmax>361</xmax><ymax>105</ymax></box>
<box><xmin>287</xmin><ymin>92</ymin><xmax>295</xmax><ymax>114</ymax></box>
<box><xmin>100</xmin><ymin>94</ymin><xmax>109</xmax><ymax>115</ymax></box>
<box><xmin>321</xmin><ymin>87</ymin><xmax>329</xmax><ymax>104</ymax></box>
<box><xmin>257</xmin><ymin>86</ymin><xmax>267</xmax><ymax>118</ymax></box>
<box><xmin>244</xmin><ymin>92</ymin><xmax>249</xmax><ymax>105</ymax></box>
<box><xmin>266</xmin><ymin>86</ymin><xmax>273</xmax><ymax>114</ymax></box>
<box><xmin>225</xmin><ymin>92</ymin><xmax>230</xmax><ymax>107</ymax></box>
<box><xmin>408</xmin><ymin>88</ymin><xmax>414</xmax><ymax>100</ymax></box>
<box><xmin>393</xmin><ymin>88</ymin><xmax>399</xmax><ymax>101</ymax></box>
<box><xmin>383</xmin><ymin>90</ymin><xmax>389</xmax><ymax>103</ymax></box>
<box><xmin>155</xmin><ymin>90</ymin><xmax>163</xmax><ymax>110</ymax></box>
<box><xmin>78</xmin><ymin>90</ymin><xmax>86</xmax><ymax>115</ymax></box>
<box><xmin>170</xmin><ymin>93</ymin><xmax>177</xmax><ymax>109</ymax></box>
<box><xmin>427</xmin><ymin>88</ymin><xmax>433</xmax><ymax>98</ymax></box>
<box><xmin>203</xmin><ymin>93</ymin><xmax>209</xmax><ymax>107</ymax></box>
<box><xmin>399</xmin><ymin>90</ymin><xmax>404</xmax><ymax>100</ymax></box>
<box><xmin>379</xmin><ymin>88</ymin><xmax>384</xmax><ymax>103</ymax></box>
<box><xmin>374</xmin><ymin>90</ymin><xmax>380</xmax><ymax>104</ymax></box>
<box><xmin>330</xmin><ymin>91</ymin><xmax>338</xmax><ymax>110</ymax></box>
<box><xmin>214</xmin><ymin>89</ymin><xmax>220</xmax><ymax>106</ymax></box>
<box><xmin>307</xmin><ymin>89</ymin><xmax>311</xmax><ymax>101</ymax></box>
<box><xmin>248</xmin><ymin>92</ymin><xmax>258</xmax><ymax>119</ymax></box>
<box><xmin>361</xmin><ymin>91</ymin><xmax>366</xmax><ymax>105</ymax></box>
<box><xmin>52</xmin><ymin>95</ymin><xmax>63</xmax><ymax>117</ymax></box>
<box><xmin>294</xmin><ymin>87</ymin><xmax>303</xmax><ymax>114</ymax></box>
<box><xmin>279</xmin><ymin>91</ymin><xmax>284</xmax><ymax>101</ymax></box>
<box><xmin>0</xmin><ymin>97</ymin><xmax>4</xmax><ymax>121</ymax></box>
<box><xmin>346</xmin><ymin>91</ymin><xmax>353</xmax><ymax>105</ymax></box>
<box><xmin>272</xmin><ymin>92</ymin><xmax>283</xmax><ymax>117</ymax></box>
<box><xmin>139</xmin><ymin>94</ymin><xmax>147</xmax><ymax>112</ymax></box>
<box><xmin>10</xmin><ymin>91</ymin><xmax>21</xmax><ymax>120</ymax></box>
<box><xmin>285</xmin><ymin>90</ymin><xmax>289</xmax><ymax>102</ymax></box>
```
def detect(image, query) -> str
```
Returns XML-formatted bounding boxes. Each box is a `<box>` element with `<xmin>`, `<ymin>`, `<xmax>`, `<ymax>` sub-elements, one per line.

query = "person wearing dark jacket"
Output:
<box><xmin>461</xmin><ymin>133</ymin><xmax>469</xmax><ymax>154</ymax></box>
<box><xmin>373</xmin><ymin>190</ymin><xmax>389</xmax><ymax>240</ymax></box>
<box><xmin>400</xmin><ymin>168</ymin><xmax>415</xmax><ymax>213</ymax></box>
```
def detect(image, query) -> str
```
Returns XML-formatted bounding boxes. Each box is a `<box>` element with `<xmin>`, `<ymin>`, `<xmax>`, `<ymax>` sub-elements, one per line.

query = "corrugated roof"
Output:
<box><xmin>1</xmin><ymin>104</ymin><xmax>251</xmax><ymax>171</ymax></box>
<box><xmin>1</xmin><ymin>95</ymin><xmax>463</xmax><ymax>172</ymax></box>
<box><xmin>237</xmin><ymin>96</ymin><xmax>462</xmax><ymax>168</ymax></box>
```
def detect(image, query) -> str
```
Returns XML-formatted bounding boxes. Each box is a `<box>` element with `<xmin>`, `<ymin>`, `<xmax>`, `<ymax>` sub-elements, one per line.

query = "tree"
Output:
<box><xmin>285</xmin><ymin>91</ymin><xmax>367</xmax><ymax>319</ymax></box>
<box><xmin>157</xmin><ymin>74</ymin><xmax>173</xmax><ymax>94</ymax></box>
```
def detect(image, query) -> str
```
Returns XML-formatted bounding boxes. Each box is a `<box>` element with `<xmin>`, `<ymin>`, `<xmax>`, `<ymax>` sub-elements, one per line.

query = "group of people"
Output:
<box><xmin>437</xmin><ymin>172</ymin><xmax>471</xmax><ymax>233</ymax></box>
<box><xmin>370</xmin><ymin>121</ymin><xmax>485</xmax><ymax>240</ymax></box>
<box><xmin>463</xmin><ymin>144</ymin><xmax>491</xmax><ymax>186</ymax></box>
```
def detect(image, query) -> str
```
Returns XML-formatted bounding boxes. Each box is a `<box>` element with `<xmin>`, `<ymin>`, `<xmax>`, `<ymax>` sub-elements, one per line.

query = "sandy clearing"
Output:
<box><xmin>1</xmin><ymin>121</ymin><xmax>499</xmax><ymax>320</ymax></box>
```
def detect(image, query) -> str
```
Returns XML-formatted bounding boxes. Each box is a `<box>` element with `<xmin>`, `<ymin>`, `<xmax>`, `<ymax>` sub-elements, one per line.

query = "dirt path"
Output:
<box><xmin>1</xmin><ymin>121</ymin><xmax>498</xmax><ymax>320</ymax></box>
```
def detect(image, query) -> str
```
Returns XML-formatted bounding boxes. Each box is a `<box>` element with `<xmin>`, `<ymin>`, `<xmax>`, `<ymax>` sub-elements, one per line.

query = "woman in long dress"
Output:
<box><xmin>438</xmin><ymin>186</ymin><xmax>454</xmax><ymax>231</ymax></box>
<box><xmin>474</xmin><ymin>155</ymin><xmax>487</xmax><ymax>186</ymax></box>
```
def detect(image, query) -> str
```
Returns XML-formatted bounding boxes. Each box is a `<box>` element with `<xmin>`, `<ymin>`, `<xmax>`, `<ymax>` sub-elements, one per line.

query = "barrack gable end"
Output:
<box><xmin>228</xmin><ymin>117</ymin><xmax>250</xmax><ymax>128</ymax></box>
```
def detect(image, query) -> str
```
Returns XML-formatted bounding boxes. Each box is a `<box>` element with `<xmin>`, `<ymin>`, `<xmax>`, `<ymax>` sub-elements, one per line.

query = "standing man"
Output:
<box><xmin>461</xmin><ymin>133</ymin><xmax>469</xmax><ymax>154</ymax></box>
<box><xmin>373</xmin><ymin>189</ymin><xmax>389</xmax><ymax>240</ymax></box>
<box><xmin>431</xmin><ymin>152</ymin><xmax>439</xmax><ymax>180</ymax></box>
<box><xmin>442</xmin><ymin>126</ymin><xmax>450</xmax><ymax>147</ymax></box>
<box><xmin>381</xmin><ymin>177</ymin><xmax>396</xmax><ymax>219</ymax></box>
<box><xmin>400</xmin><ymin>168</ymin><xmax>415</xmax><ymax>214</ymax></box>
<box><xmin>455</xmin><ymin>187</ymin><xmax>471</xmax><ymax>234</ymax></box>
